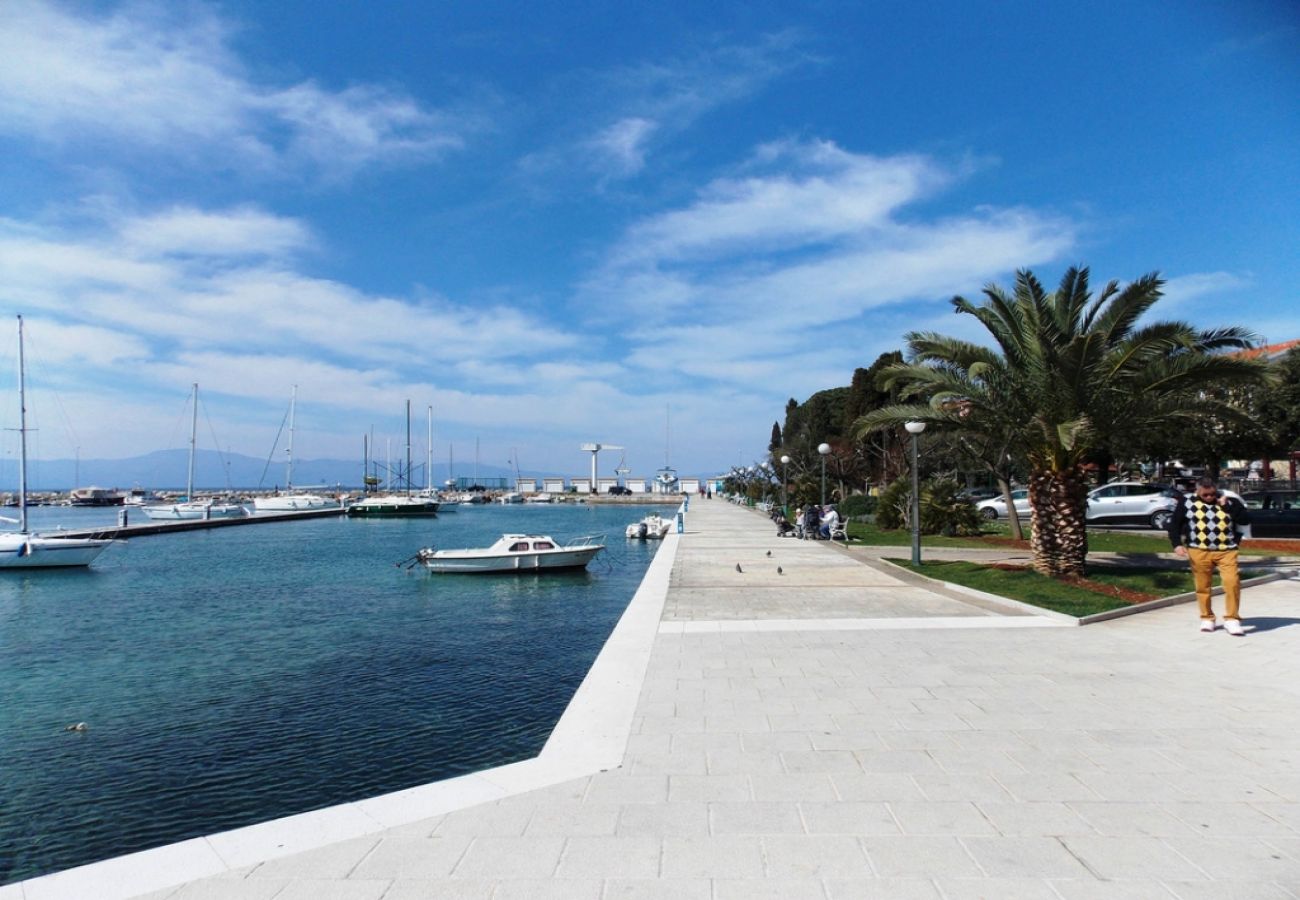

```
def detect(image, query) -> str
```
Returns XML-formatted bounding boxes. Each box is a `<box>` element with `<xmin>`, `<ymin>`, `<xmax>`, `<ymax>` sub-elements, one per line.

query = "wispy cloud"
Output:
<box><xmin>585</xmin><ymin>140</ymin><xmax>1075</xmax><ymax>397</ymax></box>
<box><xmin>0</xmin><ymin>206</ymin><xmax>579</xmax><ymax>381</ymax></box>
<box><xmin>0</xmin><ymin>0</ymin><xmax>468</xmax><ymax>177</ymax></box>
<box><xmin>521</xmin><ymin>31</ymin><xmax>815</xmax><ymax>184</ymax></box>
<box><xmin>1161</xmin><ymin>270</ymin><xmax>1253</xmax><ymax>307</ymax></box>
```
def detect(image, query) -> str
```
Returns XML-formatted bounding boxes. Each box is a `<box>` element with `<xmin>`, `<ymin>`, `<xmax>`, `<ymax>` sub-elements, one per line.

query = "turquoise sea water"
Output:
<box><xmin>0</xmin><ymin>503</ymin><xmax>665</xmax><ymax>884</ymax></box>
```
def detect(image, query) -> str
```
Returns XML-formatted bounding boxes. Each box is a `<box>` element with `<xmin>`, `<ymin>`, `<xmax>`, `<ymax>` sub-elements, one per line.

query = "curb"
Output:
<box><xmin>875</xmin><ymin>558</ymin><xmax>1292</xmax><ymax>627</ymax></box>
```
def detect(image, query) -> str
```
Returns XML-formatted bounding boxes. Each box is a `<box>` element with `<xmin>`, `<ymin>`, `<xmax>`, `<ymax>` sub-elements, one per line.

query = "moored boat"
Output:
<box><xmin>416</xmin><ymin>533</ymin><xmax>604</xmax><ymax>574</ymax></box>
<box><xmin>347</xmin><ymin>495</ymin><xmax>439</xmax><ymax>517</ymax></box>
<box><xmin>625</xmin><ymin>513</ymin><xmax>672</xmax><ymax>540</ymax></box>
<box><xmin>142</xmin><ymin>499</ymin><xmax>247</xmax><ymax>521</ymax></box>
<box><xmin>1</xmin><ymin>316</ymin><xmax>111</xmax><ymax>569</ymax></box>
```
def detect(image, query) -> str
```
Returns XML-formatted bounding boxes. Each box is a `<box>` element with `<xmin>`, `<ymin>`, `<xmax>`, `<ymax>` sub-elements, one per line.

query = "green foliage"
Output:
<box><xmin>875</xmin><ymin>478</ymin><xmax>911</xmax><ymax>530</ymax></box>
<box><xmin>836</xmin><ymin>493</ymin><xmax>876</xmax><ymax>519</ymax></box>
<box><xmin>919</xmin><ymin>477</ymin><xmax>984</xmax><ymax>536</ymax></box>
<box><xmin>873</xmin><ymin>477</ymin><xmax>981</xmax><ymax>535</ymax></box>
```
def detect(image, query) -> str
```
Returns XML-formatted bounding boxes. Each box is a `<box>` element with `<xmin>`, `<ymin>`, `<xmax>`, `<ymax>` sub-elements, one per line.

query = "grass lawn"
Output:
<box><xmin>885</xmin><ymin>559</ymin><xmax>1225</xmax><ymax>619</ymax></box>
<box><xmin>850</xmin><ymin>520</ymin><xmax>1285</xmax><ymax>556</ymax></box>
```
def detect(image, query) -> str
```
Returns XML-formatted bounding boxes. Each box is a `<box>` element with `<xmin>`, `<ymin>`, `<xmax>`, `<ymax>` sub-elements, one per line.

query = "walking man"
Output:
<box><xmin>1168</xmin><ymin>476</ymin><xmax>1251</xmax><ymax>635</ymax></box>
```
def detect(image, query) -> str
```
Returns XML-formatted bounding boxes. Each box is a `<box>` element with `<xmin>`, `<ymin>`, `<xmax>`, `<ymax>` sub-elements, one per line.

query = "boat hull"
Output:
<box><xmin>0</xmin><ymin>534</ymin><xmax>111</xmax><ymax>569</ymax></box>
<box><xmin>141</xmin><ymin>503</ymin><xmax>247</xmax><ymax>521</ymax></box>
<box><xmin>253</xmin><ymin>494</ymin><xmax>339</xmax><ymax>512</ymax></box>
<box><xmin>347</xmin><ymin>498</ymin><xmax>440</xmax><ymax>517</ymax></box>
<box><xmin>421</xmin><ymin>546</ymin><xmax>602</xmax><ymax>573</ymax></box>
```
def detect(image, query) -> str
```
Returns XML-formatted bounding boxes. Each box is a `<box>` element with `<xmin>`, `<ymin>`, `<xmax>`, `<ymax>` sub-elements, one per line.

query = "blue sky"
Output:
<box><xmin>0</xmin><ymin>0</ymin><xmax>1295</xmax><ymax>478</ymax></box>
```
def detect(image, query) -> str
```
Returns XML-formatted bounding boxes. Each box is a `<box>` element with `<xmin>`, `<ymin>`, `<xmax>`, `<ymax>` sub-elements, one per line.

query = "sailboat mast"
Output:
<box><xmin>285</xmin><ymin>385</ymin><xmax>297</xmax><ymax>490</ymax></box>
<box><xmin>426</xmin><ymin>406</ymin><xmax>433</xmax><ymax>492</ymax></box>
<box><xmin>405</xmin><ymin>399</ymin><xmax>412</xmax><ymax>497</ymax></box>
<box><xmin>187</xmin><ymin>383</ymin><xmax>198</xmax><ymax>500</ymax></box>
<box><xmin>16</xmin><ymin>316</ymin><xmax>28</xmax><ymax>534</ymax></box>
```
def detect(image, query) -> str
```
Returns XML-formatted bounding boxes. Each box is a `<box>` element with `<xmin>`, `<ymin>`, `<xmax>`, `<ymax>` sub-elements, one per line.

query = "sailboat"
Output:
<box><xmin>654</xmin><ymin>404</ymin><xmax>679</xmax><ymax>493</ymax></box>
<box><xmin>0</xmin><ymin>316</ymin><xmax>112</xmax><ymax>569</ymax></box>
<box><xmin>346</xmin><ymin>400</ymin><xmax>439</xmax><ymax>517</ymax></box>
<box><xmin>252</xmin><ymin>386</ymin><xmax>339</xmax><ymax>512</ymax></box>
<box><xmin>142</xmin><ymin>384</ymin><xmax>247</xmax><ymax>520</ymax></box>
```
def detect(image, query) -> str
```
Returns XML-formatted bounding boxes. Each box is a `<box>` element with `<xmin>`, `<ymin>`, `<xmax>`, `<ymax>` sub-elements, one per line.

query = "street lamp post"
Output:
<box><xmin>905</xmin><ymin>422</ymin><xmax>927</xmax><ymax>566</ymax></box>
<box><xmin>780</xmin><ymin>454</ymin><xmax>790</xmax><ymax>513</ymax></box>
<box><xmin>817</xmin><ymin>443</ymin><xmax>831</xmax><ymax>507</ymax></box>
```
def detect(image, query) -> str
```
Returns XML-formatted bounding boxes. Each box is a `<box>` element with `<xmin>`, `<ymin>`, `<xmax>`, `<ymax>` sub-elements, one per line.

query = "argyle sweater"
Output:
<box><xmin>1167</xmin><ymin>494</ymin><xmax>1251</xmax><ymax>551</ymax></box>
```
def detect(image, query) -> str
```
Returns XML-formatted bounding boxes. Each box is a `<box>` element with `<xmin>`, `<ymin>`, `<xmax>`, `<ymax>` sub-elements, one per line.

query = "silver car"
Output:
<box><xmin>1086</xmin><ymin>482</ymin><xmax>1178</xmax><ymax>529</ymax></box>
<box><xmin>976</xmin><ymin>488</ymin><xmax>1031</xmax><ymax>520</ymax></box>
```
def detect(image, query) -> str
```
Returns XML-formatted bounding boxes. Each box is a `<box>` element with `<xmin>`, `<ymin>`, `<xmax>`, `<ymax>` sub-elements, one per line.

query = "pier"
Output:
<box><xmin>59</xmin><ymin>506</ymin><xmax>346</xmax><ymax>540</ymax></box>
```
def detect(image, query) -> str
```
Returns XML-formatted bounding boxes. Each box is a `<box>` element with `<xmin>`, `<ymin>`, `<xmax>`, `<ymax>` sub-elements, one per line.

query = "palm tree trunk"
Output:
<box><xmin>1028</xmin><ymin>467</ymin><xmax>1089</xmax><ymax>576</ymax></box>
<box><xmin>995</xmin><ymin>475</ymin><xmax>1023</xmax><ymax>541</ymax></box>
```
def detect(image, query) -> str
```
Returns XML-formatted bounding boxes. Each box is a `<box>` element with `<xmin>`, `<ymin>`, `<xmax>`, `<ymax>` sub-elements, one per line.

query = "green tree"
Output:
<box><xmin>854</xmin><ymin>267</ymin><xmax>1269</xmax><ymax>576</ymax></box>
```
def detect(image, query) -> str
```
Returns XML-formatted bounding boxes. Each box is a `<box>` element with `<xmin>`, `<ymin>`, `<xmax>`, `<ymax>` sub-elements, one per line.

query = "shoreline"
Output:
<box><xmin>9</xmin><ymin>529</ymin><xmax>681</xmax><ymax>900</ymax></box>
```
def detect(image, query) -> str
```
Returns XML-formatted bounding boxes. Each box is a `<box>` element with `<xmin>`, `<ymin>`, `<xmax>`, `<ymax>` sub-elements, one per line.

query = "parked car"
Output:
<box><xmin>976</xmin><ymin>489</ymin><xmax>1031</xmax><ymax>520</ymax></box>
<box><xmin>1240</xmin><ymin>490</ymin><xmax>1300</xmax><ymax>539</ymax></box>
<box><xmin>1086</xmin><ymin>481</ymin><xmax>1178</xmax><ymax>529</ymax></box>
<box><xmin>606</xmin><ymin>485</ymin><xmax>632</xmax><ymax>495</ymax></box>
<box><xmin>959</xmin><ymin>487</ymin><xmax>1000</xmax><ymax>503</ymax></box>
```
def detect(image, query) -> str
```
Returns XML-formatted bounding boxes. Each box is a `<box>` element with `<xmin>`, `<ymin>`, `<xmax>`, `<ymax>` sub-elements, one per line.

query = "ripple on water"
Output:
<box><xmin>0</xmin><ymin>503</ymin><xmax>662</xmax><ymax>883</ymax></box>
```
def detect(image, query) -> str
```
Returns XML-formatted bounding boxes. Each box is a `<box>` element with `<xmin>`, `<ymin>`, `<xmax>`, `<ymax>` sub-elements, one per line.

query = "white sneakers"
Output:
<box><xmin>1224</xmin><ymin>618</ymin><xmax>1245</xmax><ymax>636</ymax></box>
<box><xmin>1200</xmin><ymin>619</ymin><xmax>1217</xmax><ymax>633</ymax></box>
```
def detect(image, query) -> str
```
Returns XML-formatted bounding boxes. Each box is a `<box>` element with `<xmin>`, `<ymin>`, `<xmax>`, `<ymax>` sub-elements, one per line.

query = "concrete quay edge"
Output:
<box><xmin>9</xmin><ymin>533</ymin><xmax>684</xmax><ymax>900</ymax></box>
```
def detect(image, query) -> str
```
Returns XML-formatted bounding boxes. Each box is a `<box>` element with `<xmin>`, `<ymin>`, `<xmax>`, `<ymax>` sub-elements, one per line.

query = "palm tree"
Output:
<box><xmin>854</xmin><ymin>267</ymin><xmax>1269</xmax><ymax>576</ymax></box>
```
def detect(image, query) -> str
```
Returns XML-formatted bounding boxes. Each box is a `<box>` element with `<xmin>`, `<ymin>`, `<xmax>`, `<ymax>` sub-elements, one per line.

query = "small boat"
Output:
<box><xmin>347</xmin><ymin>495</ymin><xmax>439</xmax><ymax>517</ymax></box>
<box><xmin>496</xmin><ymin>491</ymin><xmax>523</xmax><ymax>504</ymax></box>
<box><xmin>142</xmin><ymin>499</ymin><xmax>247</xmax><ymax>521</ymax></box>
<box><xmin>1</xmin><ymin>317</ymin><xmax>111</xmax><ymax>569</ymax></box>
<box><xmin>347</xmin><ymin>402</ymin><xmax>440</xmax><ymax>518</ymax></box>
<box><xmin>524</xmin><ymin>493</ymin><xmax>554</xmax><ymax>504</ymax></box>
<box><xmin>252</xmin><ymin>386</ymin><xmax>340</xmax><ymax>513</ymax></box>
<box><xmin>142</xmin><ymin>384</ymin><xmax>247</xmax><ymax>520</ymax></box>
<box><xmin>625</xmin><ymin>513</ymin><xmax>672</xmax><ymax>540</ymax></box>
<box><xmin>416</xmin><ymin>533</ymin><xmax>604</xmax><ymax>574</ymax></box>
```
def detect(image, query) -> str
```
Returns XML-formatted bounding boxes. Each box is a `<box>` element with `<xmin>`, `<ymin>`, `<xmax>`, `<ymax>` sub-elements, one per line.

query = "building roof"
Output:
<box><xmin>1237</xmin><ymin>338</ymin><xmax>1300</xmax><ymax>361</ymax></box>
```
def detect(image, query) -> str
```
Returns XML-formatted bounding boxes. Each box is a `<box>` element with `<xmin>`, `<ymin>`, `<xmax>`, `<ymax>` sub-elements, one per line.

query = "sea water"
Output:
<box><xmin>0</xmin><ymin>502</ymin><xmax>666</xmax><ymax>884</ymax></box>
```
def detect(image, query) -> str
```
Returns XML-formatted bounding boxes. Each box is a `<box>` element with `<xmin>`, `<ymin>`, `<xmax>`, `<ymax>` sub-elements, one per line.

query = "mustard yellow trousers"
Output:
<box><xmin>1187</xmin><ymin>547</ymin><xmax>1241</xmax><ymax>621</ymax></box>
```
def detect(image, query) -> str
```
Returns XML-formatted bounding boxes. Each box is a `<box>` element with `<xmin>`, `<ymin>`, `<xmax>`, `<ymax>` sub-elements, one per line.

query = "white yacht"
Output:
<box><xmin>1</xmin><ymin>317</ymin><xmax>111</xmax><ymax>569</ymax></box>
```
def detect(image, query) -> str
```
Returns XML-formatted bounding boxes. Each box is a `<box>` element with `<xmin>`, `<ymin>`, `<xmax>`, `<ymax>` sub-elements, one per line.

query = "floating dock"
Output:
<box><xmin>58</xmin><ymin>506</ymin><xmax>347</xmax><ymax>540</ymax></box>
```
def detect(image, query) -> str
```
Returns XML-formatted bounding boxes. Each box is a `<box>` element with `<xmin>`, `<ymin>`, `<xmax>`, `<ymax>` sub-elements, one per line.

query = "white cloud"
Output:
<box><xmin>1161</xmin><ymin>270</ymin><xmax>1253</xmax><ymax>307</ymax></box>
<box><xmin>584</xmin><ymin>117</ymin><xmax>658</xmax><ymax>177</ymax></box>
<box><xmin>0</xmin><ymin>0</ymin><xmax>466</xmax><ymax>176</ymax></box>
<box><xmin>581</xmin><ymin>141</ymin><xmax>1076</xmax><ymax>396</ymax></box>
<box><xmin>118</xmin><ymin>207</ymin><xmax>314</xmax><ymax>259</ymax></box>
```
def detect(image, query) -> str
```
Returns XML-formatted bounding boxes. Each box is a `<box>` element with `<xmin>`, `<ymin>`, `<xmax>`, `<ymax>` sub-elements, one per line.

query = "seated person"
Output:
<box><xmin>820</xmin><ymin>505</ymin><xmax>840</xmax><ymax>538</ymax></box>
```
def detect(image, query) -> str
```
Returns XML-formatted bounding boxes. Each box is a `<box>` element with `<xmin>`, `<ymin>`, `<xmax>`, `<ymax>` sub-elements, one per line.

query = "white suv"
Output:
<box><xmin>1086</xmin><ymin>482</ymin><xmax>1179</xmax><ymax>529</ymax></box>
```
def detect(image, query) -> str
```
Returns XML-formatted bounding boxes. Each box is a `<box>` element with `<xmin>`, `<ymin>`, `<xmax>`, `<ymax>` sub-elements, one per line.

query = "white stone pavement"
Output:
<box><xmin>11</xmin><ymin>500</ymin><xmax>1300</xmax><ymax>899</ymax></box>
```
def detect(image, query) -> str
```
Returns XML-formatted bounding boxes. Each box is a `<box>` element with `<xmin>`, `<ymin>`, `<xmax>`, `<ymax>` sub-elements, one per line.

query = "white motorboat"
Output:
<box><xmin>497</xmin><ymin>491</ymin><xmax>523</xmax><ymax>504</ymax></box>
<box><xmin>625</xmin><ymin>513</ymin><xmax>672</xmax><ymax>540</ymax></box>
<box><xmin>525</xmin><ymin>493</ymin><xmax>554</xmax><ymax>504</ymax></box>
<box><xmin>416</xmin><ymin>533</ymin><xmax>604</xmax><ymax>574</ymax></box>
<box><xmin>1</xmin><ymin>317</ymin><xmax>111</xmax><ymax>569</ymax></box>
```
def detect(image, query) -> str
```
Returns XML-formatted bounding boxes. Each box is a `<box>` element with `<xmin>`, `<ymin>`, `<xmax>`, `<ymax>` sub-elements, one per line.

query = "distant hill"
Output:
<box><xmin>12</xmin><ymin>449</ymin><xmax>522</xmax><ymax>492</ymax></box>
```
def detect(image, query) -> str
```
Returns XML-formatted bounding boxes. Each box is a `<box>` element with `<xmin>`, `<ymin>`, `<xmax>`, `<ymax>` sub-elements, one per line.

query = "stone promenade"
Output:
<box><xmin>16</xmin><ymin>499</ymin><xmax>1300</xmax><ymax>899</ymax></box>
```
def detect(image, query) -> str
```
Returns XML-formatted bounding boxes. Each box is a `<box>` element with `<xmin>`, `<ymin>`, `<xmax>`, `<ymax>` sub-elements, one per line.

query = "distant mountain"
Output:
<box><xmin>12</xmin><ymin>449</ymin><xmax>523</xmax><ymax>492</ymax></box>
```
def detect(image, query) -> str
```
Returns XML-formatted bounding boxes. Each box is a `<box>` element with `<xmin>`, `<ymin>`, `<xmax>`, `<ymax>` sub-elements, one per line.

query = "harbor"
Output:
<box><xmin>0</xmin><ymin>502</ymin><xmax>666</xmax><ymax>886</ymax></box>
<box><xmin>12</xmin><ymin>499</ymin><xmax>1300</xmax><ymax>898</ymax></box>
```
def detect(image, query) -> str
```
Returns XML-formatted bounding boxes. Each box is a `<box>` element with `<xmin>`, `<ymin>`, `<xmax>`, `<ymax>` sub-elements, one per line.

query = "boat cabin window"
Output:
<box><xmin>509</xmin><ymin>541</ymin><xmax>530</xmax><ymax>551</ymax></box>
<box><xmin>531</xmin><ymin>541</ymin><xmax>555</xmax><ymax>550</ymax></box>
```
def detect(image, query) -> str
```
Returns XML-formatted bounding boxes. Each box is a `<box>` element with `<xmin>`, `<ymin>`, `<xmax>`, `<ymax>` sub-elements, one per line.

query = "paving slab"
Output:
<box><xmin>16</xmin><ymin>498</ymin><xmax>1300</xmax><ymax>899</ymax></box>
